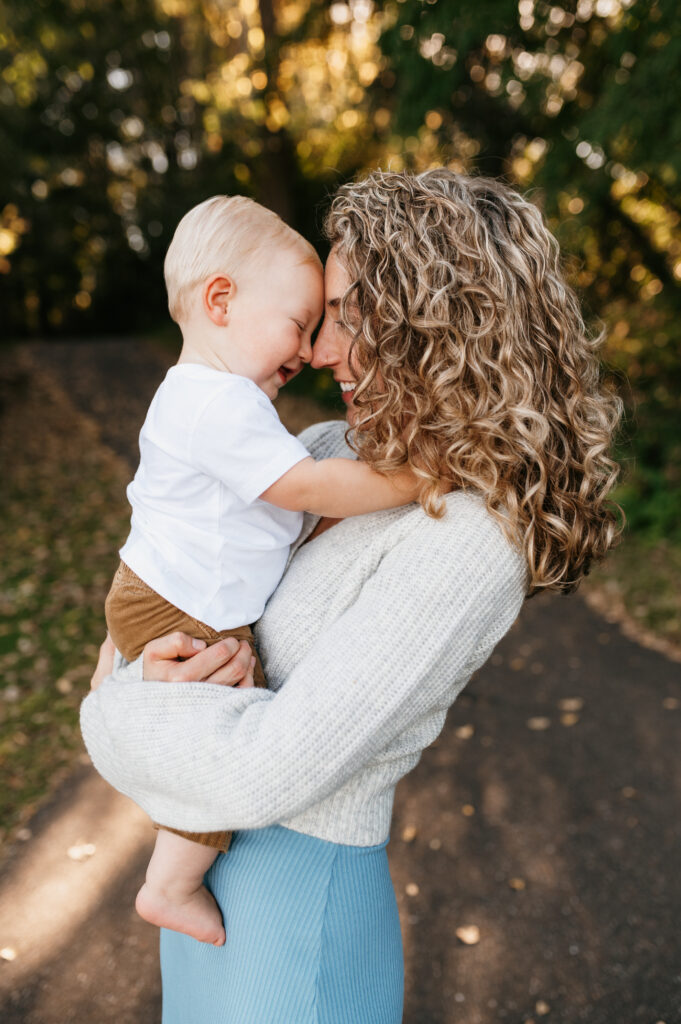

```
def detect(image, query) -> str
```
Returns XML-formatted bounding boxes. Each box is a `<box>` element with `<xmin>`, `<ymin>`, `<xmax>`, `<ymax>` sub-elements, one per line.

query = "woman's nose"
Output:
<box><xmin>310</xmin><ymin>316</ymin><xmax>337</xmax><ymax>369</ymax></box>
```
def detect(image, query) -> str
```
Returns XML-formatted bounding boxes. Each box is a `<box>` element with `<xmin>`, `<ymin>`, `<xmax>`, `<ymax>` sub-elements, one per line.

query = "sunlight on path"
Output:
<box><xmin>0</xmin><ymin>769</ymin><xmax>154</xmax><ymax>1006</ymax></box>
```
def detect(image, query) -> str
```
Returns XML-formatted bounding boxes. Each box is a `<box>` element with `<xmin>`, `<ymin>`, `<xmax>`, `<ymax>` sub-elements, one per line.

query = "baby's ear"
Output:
<box><xmin>204</xmin><ymin>274</ymin><xmax>235</xmax><ymax>326</ymax></box>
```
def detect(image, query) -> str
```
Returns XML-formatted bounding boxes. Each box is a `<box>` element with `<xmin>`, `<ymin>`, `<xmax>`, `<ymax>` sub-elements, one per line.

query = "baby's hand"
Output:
<box><xmin>142</xmin><ymin>633</ymin><xmax>256</xmax><ymax>687</ymax></box>
<box><xmin>90</xmin><ymin>634</ymin><xmax>115</xmax><ymax>691</ymax></box>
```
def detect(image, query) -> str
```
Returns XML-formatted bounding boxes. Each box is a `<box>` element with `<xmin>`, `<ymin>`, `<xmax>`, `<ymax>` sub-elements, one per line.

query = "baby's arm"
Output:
<box><xmin>259</xmin><ymin>457</ymin><xmax>420</xmax><ymax>517</ymax></box>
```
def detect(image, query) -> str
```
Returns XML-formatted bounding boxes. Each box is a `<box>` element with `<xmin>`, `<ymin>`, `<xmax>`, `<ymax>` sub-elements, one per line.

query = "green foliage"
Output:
<box><xmin>1</xmin><ymin>1</ymin><xmax>234</xmax><ymax>333</ymax></box>
<box><xmin>602</xmin><ymin>294</ymin><xmax>681</xmax><ymax>542</ymax></box>
<box><xmin>0</xmin><ymin>0</ymin><xmax>333</xmax><ymax>335</ymax></box>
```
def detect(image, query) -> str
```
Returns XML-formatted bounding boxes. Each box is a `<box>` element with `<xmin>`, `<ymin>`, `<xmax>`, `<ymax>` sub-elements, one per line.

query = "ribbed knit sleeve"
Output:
<box><xmin>80</xmin><ymin>504</ymin><xmax>526</xmax><ymax>835</ymax></box>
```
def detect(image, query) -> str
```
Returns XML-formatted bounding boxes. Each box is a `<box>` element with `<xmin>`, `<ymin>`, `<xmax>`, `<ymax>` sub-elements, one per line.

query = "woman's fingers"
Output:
<box><xmin>90</xmin><ymin>633</ymin><xmax>116</xmax><ymax>691</ymax></box>
<box><xmin>144</xmin><ymin>631</ymin><xmax>209</xmax><ymax>665</ymax></box>
<box><xmin>143</xmin><ymin>632</ymin><xmax>239</xmax><ymax>681</ymax></box>
<box><xmin>142</xmin><ymin>632</ymin><xmax>252</xmax><ymax>685</ymax></box>
<box><xmin>201</xmin><ymin>641</ymin><xmax>254</xmax><ymax>686</ymax></box>
<box><xmin>211</xmin><ymin>654</ymin><xmax>256</xmax><ymax>689</ymax></box>
<box><xmin>234</xmin><ymin>657</ymin><xmax>256</xmax><ymax>689</ymax></box>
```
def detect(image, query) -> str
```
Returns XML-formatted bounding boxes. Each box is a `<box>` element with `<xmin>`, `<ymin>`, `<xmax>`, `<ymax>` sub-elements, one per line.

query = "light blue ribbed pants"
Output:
<box><xmin>160</xmin><ymin>824</ymin><xmax>404</xmax><ymax>1023</ymax></box>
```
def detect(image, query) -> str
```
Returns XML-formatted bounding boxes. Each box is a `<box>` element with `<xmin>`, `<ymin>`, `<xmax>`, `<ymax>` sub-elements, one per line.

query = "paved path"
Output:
<box><xmin>1</xmin><ymin>340</ymin><xmax>680</xmax><ymax>1024</ymax></box>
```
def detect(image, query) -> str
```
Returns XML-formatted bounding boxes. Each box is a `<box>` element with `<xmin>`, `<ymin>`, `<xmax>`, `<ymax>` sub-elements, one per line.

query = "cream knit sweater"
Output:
<box><xmin>80</xmin><ymin>421</ymin><xmax>528</xmax><ymax>846</ymax></box>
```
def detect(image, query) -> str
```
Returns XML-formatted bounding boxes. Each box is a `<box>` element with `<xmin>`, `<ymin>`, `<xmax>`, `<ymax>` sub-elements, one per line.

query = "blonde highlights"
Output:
<box><xmin>164</xmin><ymin>195</ymin><xmax>319</xmax><ymax>323</ymax></box>
<box><xmin>324</xmin><ymin>169</ymin><xmax>622</xmax><ymax>594</ymax></box>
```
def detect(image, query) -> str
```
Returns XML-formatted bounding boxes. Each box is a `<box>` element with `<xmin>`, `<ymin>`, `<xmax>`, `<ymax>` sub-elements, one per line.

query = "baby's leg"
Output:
<box><xmin>136</xmin><ymin>829</ymin><xmax>225</xmax><ymax>946</ymax></box>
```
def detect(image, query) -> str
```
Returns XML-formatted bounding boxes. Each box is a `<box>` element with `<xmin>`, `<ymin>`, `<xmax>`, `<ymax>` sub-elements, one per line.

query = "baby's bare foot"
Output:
<box><xmin>135</xmin><ymin>881</ymin><xmax>226</xmax><ymax>946</ymax></box>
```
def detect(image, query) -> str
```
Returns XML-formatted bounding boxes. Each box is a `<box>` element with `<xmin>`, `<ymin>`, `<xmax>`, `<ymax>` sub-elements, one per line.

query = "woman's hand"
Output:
<box><xmin>142</xmin><ymin>632</ymin><xmax>256</xmax><ymax>688</ymax></box>
<box><xmin>89</xmin><ymin>632</ymin><xmax>256</xmax><ymax>691</ymax></box>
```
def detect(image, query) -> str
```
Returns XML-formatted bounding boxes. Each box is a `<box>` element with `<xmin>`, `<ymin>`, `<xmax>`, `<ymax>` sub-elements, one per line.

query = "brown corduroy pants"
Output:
<box><xmin>105</xmin><ymin>560</ymin><xmax>266</xmax><ymax>853</ymax></box>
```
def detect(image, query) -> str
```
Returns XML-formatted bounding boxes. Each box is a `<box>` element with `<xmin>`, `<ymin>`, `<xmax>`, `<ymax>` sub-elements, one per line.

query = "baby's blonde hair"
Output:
<box><xmin>164</xmin><ymin>195</ymin><xmax>320</xmax><ymax>323</ymax></box>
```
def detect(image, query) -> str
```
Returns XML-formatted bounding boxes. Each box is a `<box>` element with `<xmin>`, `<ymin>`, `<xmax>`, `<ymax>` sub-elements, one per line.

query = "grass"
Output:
<box><xmin>583</xmin><ymin>532</ymin><xmax>681</xmax><ymax>656</ymax></box>
<box><xmin>0</xmin><ymin>349</ymin><xmax>131</xmax><ymax>844</ymax></box>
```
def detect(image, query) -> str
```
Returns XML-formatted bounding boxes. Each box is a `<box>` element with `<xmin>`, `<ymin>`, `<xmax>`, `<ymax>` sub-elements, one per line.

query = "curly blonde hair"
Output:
<box><xmin>324</xmin><ymin>169</ymin><xmax>622</xmax><ymax>594</ymax></box>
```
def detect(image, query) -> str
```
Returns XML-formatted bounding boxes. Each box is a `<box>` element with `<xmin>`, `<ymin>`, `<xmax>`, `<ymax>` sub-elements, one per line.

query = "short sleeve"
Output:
<box><xmin>190</xmin><ymin>379</ymin><xmax>311</xmax><ymax>504</ymax></box>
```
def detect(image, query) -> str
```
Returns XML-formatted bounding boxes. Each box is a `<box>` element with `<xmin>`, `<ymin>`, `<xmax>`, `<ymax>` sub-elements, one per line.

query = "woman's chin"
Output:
<box><xmin>344</xmin><ymin>405</ymin><xmax>359</xmax><ymax>428</ymax></box>
<box><xmin>341</xmin><ymin>392</ymin><xmax>358</xmax><ymax>425</ymax></box>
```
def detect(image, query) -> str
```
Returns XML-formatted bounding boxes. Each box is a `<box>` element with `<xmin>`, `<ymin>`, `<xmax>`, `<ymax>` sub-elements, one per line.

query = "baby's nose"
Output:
<box><xmin>299</xmin><ymin>335</ymin><xmax>313</xmax><ymax>362</ymax></box>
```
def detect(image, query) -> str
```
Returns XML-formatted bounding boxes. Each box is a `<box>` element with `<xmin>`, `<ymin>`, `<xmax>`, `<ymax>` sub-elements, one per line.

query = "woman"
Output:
<box><xmin>82</xmin><ymin>169</ymin><xmax>621</xmax><ymax>1022</ymax></box>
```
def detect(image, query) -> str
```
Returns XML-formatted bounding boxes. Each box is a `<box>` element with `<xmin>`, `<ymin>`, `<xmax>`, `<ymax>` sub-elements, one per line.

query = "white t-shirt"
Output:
<box><xmin>119</xmin><ymin>364</ymin><xmax>310</xmax><ymax>630</ymax></box>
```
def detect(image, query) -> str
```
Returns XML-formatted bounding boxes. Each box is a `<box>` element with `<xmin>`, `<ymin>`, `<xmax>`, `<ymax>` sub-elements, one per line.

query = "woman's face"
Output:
<box><xmin>311</xmin><ymin>251</ymin><xmax>361</xmax><ymax>425</ymax></box>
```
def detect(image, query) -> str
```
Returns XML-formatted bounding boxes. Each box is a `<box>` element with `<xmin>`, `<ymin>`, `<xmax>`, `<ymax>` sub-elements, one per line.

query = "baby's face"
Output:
<box><xmin>224</xmin><ymin>250</ymin><xmax>324</xmax><ymax>401</ymax></box>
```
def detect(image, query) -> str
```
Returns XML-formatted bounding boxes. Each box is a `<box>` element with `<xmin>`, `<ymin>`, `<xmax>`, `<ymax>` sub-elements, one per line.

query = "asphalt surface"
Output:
<box><xmin>1</xmin><ymin>339</ymin><xmax>680</xmax><ymax>1024</ymax></box>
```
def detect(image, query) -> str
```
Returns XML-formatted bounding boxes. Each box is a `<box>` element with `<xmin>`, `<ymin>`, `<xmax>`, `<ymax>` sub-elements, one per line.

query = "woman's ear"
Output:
<box><xmin>203</xmin><ymin>275</ymin><xmax>235</xmax><ymax>326</ymax></box>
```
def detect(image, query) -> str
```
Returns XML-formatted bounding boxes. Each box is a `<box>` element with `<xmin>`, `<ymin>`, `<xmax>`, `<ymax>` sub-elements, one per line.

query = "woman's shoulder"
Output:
<box><xmin>297</xmin><ymin>420</ymin><xmax>353</xmax><ymax>460</ymax></box>
<box><xmin>394</xmin><ymin>489</ymin><xmax>529</xmax><ymax>589</ymax></box>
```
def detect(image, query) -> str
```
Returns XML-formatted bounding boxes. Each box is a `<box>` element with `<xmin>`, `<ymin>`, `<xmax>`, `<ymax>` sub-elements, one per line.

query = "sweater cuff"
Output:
<box><xmin>113</xmin><ymin>648</ymin><xmax>144</xmax><ymax>682</ymax></box>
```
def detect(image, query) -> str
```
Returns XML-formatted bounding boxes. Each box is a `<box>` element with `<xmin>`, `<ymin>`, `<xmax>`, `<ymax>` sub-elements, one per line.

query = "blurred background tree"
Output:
<box><xmin>1</xmin><ymin>0</ymin><xmax>679</xmax><ymax>579</ymax></box>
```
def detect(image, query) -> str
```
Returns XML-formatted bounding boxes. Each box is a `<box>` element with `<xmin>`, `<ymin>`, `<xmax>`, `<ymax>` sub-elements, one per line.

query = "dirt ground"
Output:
<box><xmin>1</xmin><ymin>339</ymin><xmax>680</xmax><ymax>1024</ymax></box>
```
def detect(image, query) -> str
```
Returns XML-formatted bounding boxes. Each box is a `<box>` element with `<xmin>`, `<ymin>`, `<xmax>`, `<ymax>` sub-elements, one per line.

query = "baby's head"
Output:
<box><xmin>165</xmin><ymin>196</ymin><xmax>324</xmax><ymax>399</ymax></box>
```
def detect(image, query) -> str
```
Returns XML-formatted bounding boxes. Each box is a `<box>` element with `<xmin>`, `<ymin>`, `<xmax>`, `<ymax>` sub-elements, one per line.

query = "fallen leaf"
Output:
<box><xmin>401</xmin><ymin>825</ymin><xmax>418</xmax><ymax>843</ymax></box>
<box><xmin>429</xmin><ymin>837</ymin><xmax>442</xmax><ymax>851</ymax></box>
<box><xmin>560</xmin><ymin>713</ymin><xmax>579</xmax><ymax>726</ymax></box>
<box><xmin>527</xmin><ymin>716</ymin><xmax>551</xmax><ymax>731</ymax></box>
<box><xmin>461</xmin><ymin>804</ymin><xmax>475</xmax><ymax>816</ymax></box>
<box><xmin>662</xmin><ymin>697</ymin><xmax>679</xmax><ymax>710</ymax></box>
<box><xmin>455</xmin><ymin>724</ymin><xmax>474</xmax><ymax>739</ymax></box>
<box><xmin>621</xmin><ymin>786</ymin><xmax>636</xmax><ymax>799</ymax></box>
<box><xmin>558</xmin><ymin>697</ymin><xmax>584</xmax><ymax>712</ymax></box>
<box><xmin>405</xmin><ymin>882</ymin><xmax>419</xmax><ymax>897</ymax></box>
<box><xmin>509</xmin><ymin>877</ymin><xmax>526</xmax><ymax>890</ymax></box>
<box><xmin>455</xmin><ymin>925</ymin><xmax>480</xmax><ymax>945</ymax></box>
<box><xmin>67</xmin><ymin>842</ymin><xmax>96</xmax><ymax>861</ymax></box>
<box><xmin>535</xmin><ymin>1000</ymin><xmax>550</xmax><ymax>1015</ymax></box>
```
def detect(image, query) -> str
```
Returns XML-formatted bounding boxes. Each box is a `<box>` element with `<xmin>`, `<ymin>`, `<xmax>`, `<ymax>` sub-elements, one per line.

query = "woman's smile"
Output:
<box><xmin>338</xmin><ymin>380</ymin><xmax>356</xmax><ymax>404</ymax></box>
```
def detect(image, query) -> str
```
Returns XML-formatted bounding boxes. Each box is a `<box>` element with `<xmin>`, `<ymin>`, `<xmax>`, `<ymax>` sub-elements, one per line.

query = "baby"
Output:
<box><xmin>105</xmin><ymin>195</ymin><xmax>419</xmax><ymax>947</ymax></box>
